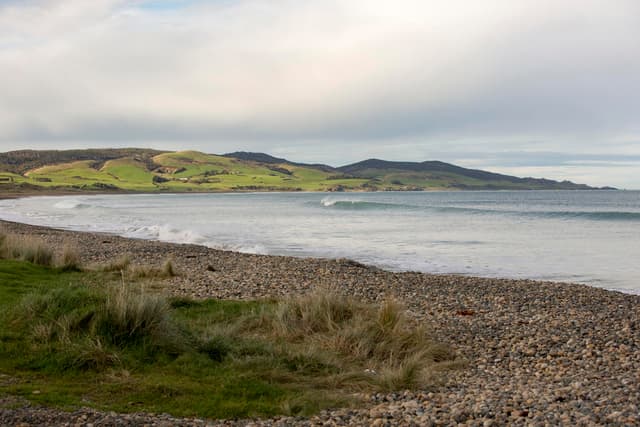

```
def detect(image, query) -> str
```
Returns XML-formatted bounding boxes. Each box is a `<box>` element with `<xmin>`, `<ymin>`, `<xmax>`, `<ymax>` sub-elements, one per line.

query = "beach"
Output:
<box><xmin>1</xmin><ymin>218</ymin><xmax>639</xmax><ymax>426</ymax></box>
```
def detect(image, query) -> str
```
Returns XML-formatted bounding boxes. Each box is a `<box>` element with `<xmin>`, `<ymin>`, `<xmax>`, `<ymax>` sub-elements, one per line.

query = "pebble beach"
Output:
<box><xmin>1</xmin><ymin>219</ymin><xmax>639</xmax><ymax>426</ymax></box>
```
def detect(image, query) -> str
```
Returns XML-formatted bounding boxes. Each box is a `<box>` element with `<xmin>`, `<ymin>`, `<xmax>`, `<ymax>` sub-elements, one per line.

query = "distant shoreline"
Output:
<box><xmin>0</xmin><ymin>185</ymin><xmax>623</xmax><ymax>201</ymax></box>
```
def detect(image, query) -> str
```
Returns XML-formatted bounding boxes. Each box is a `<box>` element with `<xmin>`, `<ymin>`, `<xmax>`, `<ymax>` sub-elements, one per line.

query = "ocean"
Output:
<box><xmin>1</xmin><ymin>190</ymin><xmax>639</xmax><ymax>293</ymax></box>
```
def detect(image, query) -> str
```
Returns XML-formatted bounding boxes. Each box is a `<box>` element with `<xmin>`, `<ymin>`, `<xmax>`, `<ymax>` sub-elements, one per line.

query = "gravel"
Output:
<box><xmin>1</xmin><ymin>219</ymin><xmax>639</xmax><ymax>426</ymax></box>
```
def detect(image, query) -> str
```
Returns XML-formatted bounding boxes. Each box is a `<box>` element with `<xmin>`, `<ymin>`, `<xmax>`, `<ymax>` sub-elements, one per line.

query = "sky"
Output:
<box><xmin>1</xmin><ymin>0</ymin><xmax>639</xmax><ymax>188</ymax></box>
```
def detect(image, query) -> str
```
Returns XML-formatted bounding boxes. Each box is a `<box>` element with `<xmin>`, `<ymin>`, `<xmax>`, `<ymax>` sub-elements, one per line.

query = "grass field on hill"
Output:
<box><xmin>8</xmin><ymin>151</ymin><xmax>369</xmax><ymax>193</ymax></box>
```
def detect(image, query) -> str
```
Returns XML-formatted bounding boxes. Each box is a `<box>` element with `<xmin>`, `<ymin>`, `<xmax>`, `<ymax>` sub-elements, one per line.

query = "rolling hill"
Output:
<box><xmin>0</xmin><ymin>148</ymin><xmax>608</xmax><ymax>194</ymax></box>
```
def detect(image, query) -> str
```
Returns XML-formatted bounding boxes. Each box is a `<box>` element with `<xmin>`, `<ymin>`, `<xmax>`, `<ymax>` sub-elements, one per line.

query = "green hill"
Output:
<box><xmin>0</xmin><ymin>148</ymin><xmax>607</xmax><ymax>194</ymax></box>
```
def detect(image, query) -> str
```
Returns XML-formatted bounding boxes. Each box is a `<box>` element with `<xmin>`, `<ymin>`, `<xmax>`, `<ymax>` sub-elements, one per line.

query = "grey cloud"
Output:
<box><xmin>0</xmin><ymin>0</ymin><xmax>639</xmax><ymax>187</ymax></box>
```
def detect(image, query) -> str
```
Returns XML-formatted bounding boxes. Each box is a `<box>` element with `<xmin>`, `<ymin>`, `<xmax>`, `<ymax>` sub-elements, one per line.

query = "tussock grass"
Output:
<box><xmin>101</xmin><ymin>281</ymin><xmax>184</xmax><ymax>352</ymax></box>
<box><xmin>93</xmin><ymin>255</ymin><xmax>177</xmax><ymax>279</ymax></box>
<box><xmin>263</xmin><ymin>289</ymin><xmax>456</xmax><ymax>390</ymax></box>
<box><xmin>0</xmin><ymin>232</ymin><xmax>80</xmax><ymax>270</ymax></box>
<box><xmin>128</xmin><ymin>258</ymin><xmax>177</xmax><ymax>279</ymax></box>
<box><xmin>0</xmin><ymin>231</ymin><xmax>177</xmax><ymax>278</ymax></box>
<box><xmin>0</xmin><ymin>233</ymin><xmax>55</xmax><ymax>267</ymax></box>
<box><xmin>95</xmin><ymin>254</ymin><xmax>131</xmax><ymax>272</ymax></box>
<box><xmin>57</xmin><ymin>244</ymin><xmax>81</xmax><ymax>271</ymax></box>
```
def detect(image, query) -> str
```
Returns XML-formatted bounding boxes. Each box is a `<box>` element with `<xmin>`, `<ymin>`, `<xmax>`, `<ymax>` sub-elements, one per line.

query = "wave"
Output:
<box><xmin>537</xmin><ymin>210</ymin><xmax>640</xmax><ymax>221</ymax></box>
<box><xmin>320</xmin><ymin>198</ymin><xmax>417</xmax><ymax>211</ymax></box>
<box><xmin>125</xmin><ymin>224</ymin><xmax>209</xmax><ymax>245</ymax></box>
<box><xmin>436</xmin><ymin>206</ymin><xmax>640</xmax><ymax>222</ymax></box>
<box><xmin>124</xmin><ymin>224</ymin><xmax>268</xmax><ymax>254</ymax></box>
<box><xmin>53</xmin><ymin>200</ymin><xmax>91</xmax><ymax>210</ymax></box>
<box><xmin>319</xmin><ymin>198</ymin><xmax>640</xmax><ymax>221</ymax></box>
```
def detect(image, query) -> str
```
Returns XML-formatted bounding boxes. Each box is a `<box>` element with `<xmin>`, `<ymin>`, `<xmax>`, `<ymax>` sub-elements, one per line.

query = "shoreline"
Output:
<box><xmin>2</xmin><ymin>191</ymin><xmax>639</xmax><ymax>297</ymax></box>
<box><xmin>1</xmin><ymin>218</ymin><xmax>640</xmax><ymax>425</ymax></box>
<box><xmin>0</xmin><ymin>186</ymin><xmax>626</xmax><ymax>202</ymax></box>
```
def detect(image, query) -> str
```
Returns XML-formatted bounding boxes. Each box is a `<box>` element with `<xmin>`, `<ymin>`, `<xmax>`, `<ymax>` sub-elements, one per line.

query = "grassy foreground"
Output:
<box><xmin>0</xmin><ymin>236</ymin><xmax>459</xmax><ymax>420</ymax></box>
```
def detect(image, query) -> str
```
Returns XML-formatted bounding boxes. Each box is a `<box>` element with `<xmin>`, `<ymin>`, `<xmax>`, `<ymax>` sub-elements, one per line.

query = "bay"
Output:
<box><xmin>1</xmin><ymin>190</ymin><xmax>639</xmax><ymax>293</ymax></box>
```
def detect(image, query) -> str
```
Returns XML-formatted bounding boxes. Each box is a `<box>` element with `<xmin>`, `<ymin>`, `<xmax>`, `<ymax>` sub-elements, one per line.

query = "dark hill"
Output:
<box><xmin>0</xmin><ymin>148</ymin><xmax>166</xmax><ymax>175</ymax></box>
<box><xmin>223</xmin><ymin>151</ymin><xmax>336</xmax><ymax>173</ymax></box>
<box><xmin>337</xmin><ymin>158</ymin><xmax>596</xmax><ymax>190</ymax></box>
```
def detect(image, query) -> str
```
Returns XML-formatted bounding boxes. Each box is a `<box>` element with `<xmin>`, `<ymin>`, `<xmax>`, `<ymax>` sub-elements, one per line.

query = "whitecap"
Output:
<box><xmin>53</xmin><ymin>200</ymin><xmax>89</xmax><ymax>210</ymax></box>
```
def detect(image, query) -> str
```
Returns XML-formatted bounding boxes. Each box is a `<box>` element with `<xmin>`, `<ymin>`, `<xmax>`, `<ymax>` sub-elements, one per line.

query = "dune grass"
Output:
<box><xmin>0</xmin><ymin>256</ymin><xmax>459</xmax><ymax>419</ymax></box>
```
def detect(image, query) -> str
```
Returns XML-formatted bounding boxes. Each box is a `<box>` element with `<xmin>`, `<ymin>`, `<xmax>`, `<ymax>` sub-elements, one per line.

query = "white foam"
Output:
<box><xmin>320</xmin><ymin>197</ymin><xmax>360</xmax><ymax>207</ymax></box>
<box><xmin>53</xmin><ymin>200</ymin><xmax>88</xmax><ymax>209</ymax></box>
<box><xmin>125</xmin><ymin>224</ymin><xmax>208</xmax><ymax>245</ymax></box>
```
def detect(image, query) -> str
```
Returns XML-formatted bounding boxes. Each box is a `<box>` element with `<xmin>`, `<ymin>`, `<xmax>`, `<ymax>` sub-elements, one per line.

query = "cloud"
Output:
<box><xmin>0</xmin><ymin>0</ymin><xmax>639</xmax><ymax>186</ymax></box>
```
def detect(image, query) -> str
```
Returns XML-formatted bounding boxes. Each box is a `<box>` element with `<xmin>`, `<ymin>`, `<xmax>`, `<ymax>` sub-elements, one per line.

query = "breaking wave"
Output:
<box><xmin>319</xmin><ymin>198</ymin><xmax>640</xmax><ymax>221</ymax></box>
<box><xmin>53</xmin><ymin>200</ymin><xmax>91</xmax><ymax>210</ymax></box>
<box><xmin>124</xmin><ymin>224</ymin><xmax>267</xmax><ymax>254</ymax></box>
<box><xmin>320</xmin><ymin>198</ymin><xmax>416</xmax><ymax>211</ymax></box>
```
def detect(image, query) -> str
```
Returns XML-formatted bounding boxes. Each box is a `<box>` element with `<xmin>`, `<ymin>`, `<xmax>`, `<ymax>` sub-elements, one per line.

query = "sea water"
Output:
<box><xmin>1</xmin><ymin>191</ymin><xmax>639</xmax><ymax>293</ymax></box>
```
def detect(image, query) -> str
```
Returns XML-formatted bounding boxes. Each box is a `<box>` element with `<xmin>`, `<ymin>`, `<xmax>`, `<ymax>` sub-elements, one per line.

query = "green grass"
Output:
<box><xmin>0</xmin><ymin>259</ymin><xmax>459</xmax><ymax>420</ymax></box>
<box><xmin>101</xmin><ymin>158</ymin><xmax>157</xmax><ymax>190</ymax></box>
<box><xmin>1</xmin><ymin>150</ymin><xmax>374</xmax><ymax>192</ymax></box>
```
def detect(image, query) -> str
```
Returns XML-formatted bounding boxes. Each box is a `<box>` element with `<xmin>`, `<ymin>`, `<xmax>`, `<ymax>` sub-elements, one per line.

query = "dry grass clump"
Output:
<box><xmin>259</xmin><ymin>289</ymin><xmax>458</xmax><ymax>390</ymax></box>
<box><xmin>95</xmin><ymin>254</ymin><xmax>131</xmax><ymax>272</ymax></box>
<box><xmin>0</xmin><ymin>232</ymin><xmax>80</xmax><ymax>270</ymax></box>
<box><xmin>0</xmin><ymin>233</ymin><xmax>55</xmax><ymax>267</ymax></box>
<box><xmin>57</xmin><ymin>244</ymin><xmax>81</xmax><ymax>271</ymax></box>
<box><xmin>101</xmin><ymin>281</ymin><xmax>182</xmax><ymax>350</ymax></box>
<box><xmin>128</xmin><ymin>258</ymin><xmax>177</xmax><ymax>279</ymax></box>
<box><xmin>93</xmin><ymin>255</ymin><xmax>177</xmax><ymax>279</ymax></box>
<box><xmin>272</xmin><ymin>290</ymin><xmax>358</xmax><ymax>338</ymax></box>
<box><xmin>0</xmin><ymin>230</ymin><xmax>177</xmax><ymax>279</ymax></box>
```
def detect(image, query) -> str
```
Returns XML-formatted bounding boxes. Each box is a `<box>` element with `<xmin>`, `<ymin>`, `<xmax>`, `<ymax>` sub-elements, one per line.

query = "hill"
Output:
<box><xmin>0</xmin><ymin>148</ymin><xmax>165</xmax><ymax>175</ymax></box>
<box><xmin>223</xmin><ymin>151</ymin><xmax>336</xmax><ymax>172</ymax></box>
<box><xmin>0</xmin><ymin>148</ymin><xmax>608</xmax><ymax>194</ymax></box>
<box><xmin>337</xmin><ymin>159</ymin><xmax>595</xmax><ymax>190</ymax></box>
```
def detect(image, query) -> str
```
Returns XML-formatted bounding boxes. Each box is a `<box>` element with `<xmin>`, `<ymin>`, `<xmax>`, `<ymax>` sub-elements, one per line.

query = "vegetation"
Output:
<box><xmin>0</xmin><ymin>232</ymin><xmax>80</xmax><ymax>269</ymax></box>
<box><xmin>0</xmin><ymin>239</ymin><xmax>459</xmax><ymax>419</ymax></box>
<box><xmin>0</xmin><ymin>148</ymin><xmax>602</xmax><ymax>194</ymax></box>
